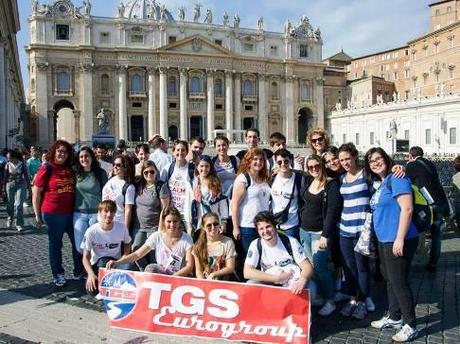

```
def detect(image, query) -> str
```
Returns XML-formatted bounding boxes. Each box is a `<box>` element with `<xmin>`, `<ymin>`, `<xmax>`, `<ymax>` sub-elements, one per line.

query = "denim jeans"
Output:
<box><xmin>240</xmin><ymin>227</ymin><xmax>258</xmax><ymax>256</ymax></box>
<box><xmin>43</xmin><ymin>212</ymin><xmax>84</xmax><ymax>278</ymax></box>
<box><xmin>131</xmin><ymin>229</ymin><xmax>156</xmax><ymax>270</ymax></box>
<box><xmin>299</xmin><ymin>229</ymin><xmax>335</xmax><ymax>300</ymax></box>
<box><xmin>340</xmin><ymin>235</ymin><xmax>370</xmax><ymax>301</ymax></box>
<box><xmin>73</xmin><ymin>212</ymin><xmax>98</xmax><ymax>254</ymax></box>
<box><xmin>429</xmin><ymin>203</ymin><xmax>448</xmax><ymax>265</ymax></box>
<box><xmin>6</xmin><ymin>182</ymin><xmax>26</xmax><ymax>226</ymax></box>
<box><xmin>279</xmin><ymin>226</ymin><xmax>300</xmax><ymax>241</ymax></box>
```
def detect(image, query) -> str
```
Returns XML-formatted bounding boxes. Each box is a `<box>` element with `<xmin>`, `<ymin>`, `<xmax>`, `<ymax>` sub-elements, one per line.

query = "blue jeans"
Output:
<box><xmin>43</xmin><ymin>212</ymin><xmax>84</xmax><ymax>278</ymax></box>
<box><xmin>6</xmin><ymin>182</ymin><xmax>26</xmax><ymax>226</ymax></box>
<box><xmin>131</xmin><ymin>229</ymin><xmax>157</xmax><ymax>270</ymax></box>
<box><xmin>299</xmin><ymin>229</ymin><xmax>335</xmax><ymax>300</ymax></box>
<box><xmin>73</xmin><ymin>212</ymin><xmax>98</xmax><ymax>254</ymax></box>
<box><xmin>429</xmin><ymin>203</ymin><xmax>448</xmax><ymax>265</ymax></box>
<box><xmin>240</xmin><ymin>227</ymin><xmax>258</xmax><ymax>256</ymax></box>
<box><xmin>340</xmin><ymin>236</ymin><xmax>370</xmax><ymax>301</ymax></box>
<box><xmin>279</xmin><ymin>226</ymin><xmax>300</xmax><ymax>241</ymax></box>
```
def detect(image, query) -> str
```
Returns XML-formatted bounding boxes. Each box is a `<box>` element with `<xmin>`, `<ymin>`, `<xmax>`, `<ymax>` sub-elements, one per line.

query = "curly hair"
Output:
<box><xmin>113</xmin><ymin>154</ymin><xmax>135</xmax><ymax>184</ymax></box>
<box><xmin>237</xmin><ymin>148</ymin><xmax>270</xmax><ymax>183</ymax></box>
<box><xmin>48</xmin><ymin>140</ymin><xmax>74</xmax><ymax>167</ymax></box>
<box><xmin>193</xmin><ymin>212</ymin><xmax>221</xmax><ymax>276</ymax></box>
<box><xmin>75</xmin><ymin>146</ymin><xmax>102</xmax><ymax>177</ymax></box>
<box><xmin>307</xmin><ymin>128</ymin><xmax>330</xmax><ymax>152</ymax></box>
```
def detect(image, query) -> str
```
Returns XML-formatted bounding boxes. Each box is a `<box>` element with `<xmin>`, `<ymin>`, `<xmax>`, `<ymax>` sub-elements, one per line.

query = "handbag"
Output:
<box><xmin>354</xmin><ymin>212</ymin><xmax>374</xmax><ymax>256</ymax></box>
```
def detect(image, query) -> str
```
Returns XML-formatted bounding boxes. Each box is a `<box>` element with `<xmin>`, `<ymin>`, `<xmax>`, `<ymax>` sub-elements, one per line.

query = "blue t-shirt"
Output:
<box><xmin>370</xmin><ymin>174</ymin><xmax>418</xmax><ymax>243</ymax></box>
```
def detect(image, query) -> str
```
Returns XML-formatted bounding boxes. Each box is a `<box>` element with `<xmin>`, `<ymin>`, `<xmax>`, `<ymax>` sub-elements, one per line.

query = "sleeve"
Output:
<box><xmin>224</xmin><ymin>238</ymin><xmax>237</xmax><ymax>258</ymax></box>
<box><xmin>322</xmin><ymin>179</ymin><xmax>343</xmax><ymax>238</ymax></box>
<box><xmin>234</xmin><ymin>173</ymin><xmax>248</xmax><ymax>188</ymax></box>
<box><xmin>125</xmin><ymin>184</ymin><xmax>136</xmax><ymax>205</ymax></box>
<box><xmin>81</xmin><ymin>229</ymin><xmax>93</xmax><ymax>252</ymax></box>
<box><xmin>244</xmin><ymin>240</ymin><xmax>260</xmax><ymax>267</ymax></box>
<box><xmin>183</xmin><ymin>233</ymin><xmax>194</xmax><ymax>250</ymax></box>
<box><xmin>290</xmin><ymin>237</ymin><xmax>308</xmax><ymax>266</ymax></box>
<box><xmin>145</xmin><ymin>231</ymin><xmax>159</xmax><ymax>249</ymax></box>
<box><xmin>33</xmin><ymin>165</ymin><xmax>48</xmax><ymax>188</ymax></box>
<box><xmin>390</xmin><ymin>176</ymin><xmax>413</xmax><ymax>198</ymax></box>
<box><xmin>159</xmin><ymin>182</ymin><xmax>170</xmax><ymax>198</ymax></box>
<box><xmin>159</xmin><ymin>163</ymin><xmax>172</xmax><ymax>182</ymax></box>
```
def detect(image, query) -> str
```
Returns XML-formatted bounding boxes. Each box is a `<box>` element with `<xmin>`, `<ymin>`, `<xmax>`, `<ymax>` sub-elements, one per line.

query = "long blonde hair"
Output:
<box><xmin>192</xmin><ymin>213</ymin><xmax>220</xmax><ymax>275</ymax></box>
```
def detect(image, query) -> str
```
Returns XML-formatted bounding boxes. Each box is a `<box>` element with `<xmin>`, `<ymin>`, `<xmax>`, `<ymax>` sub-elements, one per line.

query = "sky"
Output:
<box><xmin>17</xmin><ymin>0</ymin><xmax>433</xmax><ymax>91</ymax></box>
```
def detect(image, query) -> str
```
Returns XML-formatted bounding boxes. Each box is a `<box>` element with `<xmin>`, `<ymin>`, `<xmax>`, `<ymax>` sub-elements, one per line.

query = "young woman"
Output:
<box><xmin>323</xmin><ymin>146</ymin><xmax>345</xmax><ymax>178</ymax></box>
<box><xmin>102</xmin><ymin>154</ymin><xmax>136</xmax><ymax>229</ymax></box>
<box><xmin>33</xmin><ymin>140</ymin><xmax>82</xmax><ymax>287</ymax></box>
<box><xmin>212</xmin><ymin>135</ymin><xmax>239</xmax><ymax>197</ymax></box>
<box><xmin>193</xmin><ymin>212</ymin><xmax>236</xmax><ymax>280</ymax></box>
<box><xmin>365</xmin><ymin>148</ymin><xmax>419</xmax><ymax>342</ymax></box>
<box><xmin>73</xmin><ymin>147</ymin><xmax>108</xmax><ymax>266</ymax></box>
<box><xmin>194</xmin><ymin>155</ymin><xmax>229</xmax><ymax>230</ymax></box>
<box><xmin>231</xmin><ymin>148</ymin><xmax>271</xmax><ymax>255</ymax></box>
<box><xmin>299</xmin><ymin>155</ymin><xmax>343</xmax><ymax>316</ymax></box>
<box><xmin>106</xmin><ymin>206</ymin><xmax>194</xmax><ymax>277</ymax></box>
<box><xmin>4</xmin><ymin>149</ymin><xmax>29</xmax><ymax>232</ymax></box>
<box><xmin>160</xmin><ymin>140</ymin><xmax>195</xmax><ymax>236</ymax></box>
<box><xmin>134</xmin><ymin>143</ymin><xmax>150</xmax><ymax>177</ymax></box>
<box><xmin>131</xmin><ymin>160</ymin><xmax>170</xmax><ymax>270</ymax></box>
<box><xmin>337</xmin><ymin>142</ymin><xmax>374</xmax><ymax>320</ymax></box>
<box><xmin>306</xmin><ymin>128</ymin><xmax>330</xmax><ymax>156</ymax></box>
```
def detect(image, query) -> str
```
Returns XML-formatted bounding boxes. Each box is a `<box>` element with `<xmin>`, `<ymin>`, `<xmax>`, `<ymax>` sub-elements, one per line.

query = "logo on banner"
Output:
<box><xmin>99</xmin><ymin>271</ymin><xmax>137</xmax><ymax>320</ymax></box>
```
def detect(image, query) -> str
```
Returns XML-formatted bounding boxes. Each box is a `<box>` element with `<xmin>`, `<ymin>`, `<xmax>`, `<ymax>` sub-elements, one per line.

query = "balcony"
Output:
<box><xmin>189</xmin><ymin>92</ymin><xmax>206</xmax><ymax>100</ymax></box>
<box><xmin>54</xmin><ymin>89</ymin><xmax>73</xmax><ymax>96</ymax></box>
<box><xmin>128</xmin><ymin>90</ymin><xmax>147</xmax><ymax>98</ymax></box>
<box><xmin>242</xmin><ymin>95</ymin><xmax>257</xmax><ymax>103</ymax></box>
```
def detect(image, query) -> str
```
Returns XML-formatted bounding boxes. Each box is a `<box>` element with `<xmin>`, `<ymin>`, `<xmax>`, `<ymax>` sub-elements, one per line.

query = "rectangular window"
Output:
<box><xmin>215</xmin><ymin>104</ymin><xmax>223</xmax><ymax>110</ymax></box>
<box><xmin>449</xmin><ymin>68</ymin><xmax>455</xmax><ymax>79</ymax></box>
<box><xmin>299</xmin><ymin>44</ymin><xmax>309</xmax><ymax>58</ymax></box>
<box><xmin>270</xmin><ymin>46</ymin><xmax>278</xmax><ymax>56</ymax></box>
<box><xmin>168</xmin><ymin>102</ymin><xmax>177</xmax><ymax>109</ymax></box>
<box><xmin>447</xmin><ymin>6</ymin><xmax>452</xmax><ymax>13</ymax></box>
<box><xmin>405</xmin><ymin>70</ymin><xmax>410</xmax><ymax>79</ymax></box>
<box><xmin>131</xmin><ymin>34</ymin><xmax>144</xmax><ymax>43</ymax></box>
<box><xmin>56</xmin><ymin>24</ymin><xmax>70</xmax><ymax>40</ymax></box>
<box><xmin>370</xmin><ymin>132</ymin><xmax>375</xmax><ymax>145</ymax></box>
<box><xmin>435</xmin><ymin>9</ymin><xmax>440</xmax><ymax>16</ymax></box>
<box><xmin>355</xmin><ymin>133</ymin><xmax>360</xmax><ymax>145</ymax></box>
<box><xmin>244</xmin><ymin>105</ymin><xmax>253</xmax><ymax>111</ymax></box>
<box><xmin>380</xmin><ymin>65</ymin><xmax>385</xmax><ymax>72</ymax></box>
<box><xmin>214</xmin><ymin>39</ymin><xmax>223</xmax><ymax>46</ymax></box>
<box><xmin>168</xmin><ymin>36</ymin><xmax>177</xmax><ymax>43</ymax></box>
<box><xmin>393</xmin><ymin>72</ymin><xmax>398</xmax><ymax>80</ymax></box>
<box><xmin>425</xmin><ymin>128</ymin><xmax>432</xmax><ymax>145</ymax></box>
<box><xmin>342</xmin><ymin>134</ymin><xmax>346</xmax><ymax>143</ymax></box>
<box><xmin>243</xmin><ymin>43</ymin><xmax>254</xmax><ymax>52</ymax></box>
<box><xmin>99</xmin><ymin>32</ymin><xmax>110</xmax><ymax>44</ymax></box>
<box><xmin>449</xmin><ymin>127</ymin><xmax>457</xmax><ymax>144</ymax></box>
<box><xmin>404</xmin><ymin>130</ymin><xmax>409</xmax><ymax>140</ymax></box>
<box><xmin>132</xmin><ymin>102</ymin><xmax>143</xmax><ymax>108</ymax></box>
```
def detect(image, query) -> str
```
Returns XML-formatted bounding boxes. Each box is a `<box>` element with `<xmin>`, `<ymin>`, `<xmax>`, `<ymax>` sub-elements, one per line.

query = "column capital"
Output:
<box><xmin>79</xmin><ymin>63</ymin><xmax>95</xmax><ymax>73</ymax></box>
<box><xmin>285</xmin><ymin>75</ymin><xmax>297</xmax><ymax>82</ymax></box>
<box><xmin>224</xmin><ymin>69</ymin><xmax>234</xmax><ymax>77</ymax></box>
<box><xmin>258</xmin><ymin>73</ymin><xmax>267</xmax><ymax>81</ymax></box>
<box><xmin>158</xmin><ymin>66</ymin><xmax>168</xmax><ymax>74</ymax></box>
<box><xmin>73</xmin><ymin>110</ymin><xmax>81</xmax><ymax>119</ymax></box>
<box><xmin>179</xmin><ymin>67</ymin><xmax>189</xmax><ymax>76</ymax></box>
<box><xmin>116</xmin><ymin>64</ymin><xmax>128</xmax><ymax>73</ymax></box>
<box><xmin>206</xmin><ymin>69</ymin><xmax>216</xmax><ymax>77</ymax></box>
<box><xmin>146</xmin><ymin>66</ymin><xmax>157</xmax><ymax>74</ymax></box>
<box><xmin>36</xmin><ymin>62</ymin><xmax>49</xmax><ymax>71</ymax></box>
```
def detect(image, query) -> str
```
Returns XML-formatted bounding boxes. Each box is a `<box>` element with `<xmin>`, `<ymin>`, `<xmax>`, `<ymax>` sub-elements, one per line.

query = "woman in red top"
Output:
<box><xmin>32</xmin><ymin>140</ymin><xmax>83</xmax><ymax>287</ymax></box>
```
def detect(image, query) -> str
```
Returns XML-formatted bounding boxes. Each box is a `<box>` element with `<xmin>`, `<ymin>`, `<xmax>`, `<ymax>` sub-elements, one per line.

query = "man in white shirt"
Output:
<box><xmin>244</xmin><ymin>211</ymin><xmax>313</xmax><ymax>295</ymax></box>
<box><xmin>149</xmin><ymin>136</ymin><xmax>172</xmax><ymax>173</ymax></box>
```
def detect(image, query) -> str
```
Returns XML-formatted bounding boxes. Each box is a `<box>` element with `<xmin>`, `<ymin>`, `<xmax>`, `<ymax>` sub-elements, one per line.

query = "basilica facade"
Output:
<box><xmin>27</xmin><ymin>0</ymin><xmax>325</xmax><ymax>147</ymax></box>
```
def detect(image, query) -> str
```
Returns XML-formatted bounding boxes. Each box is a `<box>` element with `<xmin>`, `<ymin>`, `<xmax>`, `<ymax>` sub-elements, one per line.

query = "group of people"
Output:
<box><xmin>2</xmin><ymin>127</ymin><xmax>456</xmax><ymax>343</ymax></box>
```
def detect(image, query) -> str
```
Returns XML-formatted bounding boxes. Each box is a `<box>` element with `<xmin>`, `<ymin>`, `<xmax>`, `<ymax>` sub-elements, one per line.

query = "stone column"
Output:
<box><xmin>315</xmin><ymin>77</ymin><xmax>325</xmax><ymax>129</ymax></box>
<box><xmin>117</xmin><ymin>65</ymin><xmax>127</xmax><ymax>140</ymax></box>
<box><xmin>73</xmin><ymin>110</ymin><xmax>81</xmax><ymax>143</ymax></box>
<box><xmin>179</xmin><ymin>68</ymin><xmax>188</xmax><ymax>140</ymax></box>
<box><xmin>285</xmin><ymin>76</ymin><xmax>296</xmax><ymax>145</ymax></box>
<box><xmin>206</xmin><ymin>70</ymin><xmax>215</xmax><ymax>142</ymax></box>
<box><xmin>147</xmin><ymin>67</ymin><xmax>157</xmax><ymax>140</ymax></box>
<box><xmin>36</xmin><ymin>62</ymin><xmax>51</xmax><ymax>147</ymax></box>
<box><xmin>258</xmin><ymin>74</ymin><xmax>268</xmax><ymax>143</ymax></box>
<box><xmin>225</xmin><ymin>70</ymin><xmax>233</xmax><ymax>134</ymax></box>
<box><xmin>234</xmin><ymin>72</ymin><xmax>242</xmax><ymax>142</ymax></box>
<box><xmin>159</xmin><ymin>67</ymin><xmax>168</xmax><ymax>140</ymax></box>
<box><xmin>79</xmin><ymin>63</ymin><xmax>94</xmax><ymax>144</ymax></box>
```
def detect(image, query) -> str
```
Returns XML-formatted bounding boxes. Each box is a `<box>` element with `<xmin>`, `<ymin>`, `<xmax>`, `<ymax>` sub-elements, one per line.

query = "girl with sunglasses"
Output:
<box><xmin>193</xmin><ymin>212</ymin><xmax>236</xmax><ymax>280</ymax></box>
<box><xmin>130</xmin><ymin>160</ymin><xmax>170</xmax><ymax>270</ymax></box>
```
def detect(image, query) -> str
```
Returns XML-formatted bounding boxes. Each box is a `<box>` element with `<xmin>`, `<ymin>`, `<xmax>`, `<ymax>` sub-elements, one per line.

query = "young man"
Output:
<box><xmin>149</xmin><ymin>136</ymin><xmax>172</xmax><ymax>173</ymax></box>
<box><xmin>236</xmin><ymin>128</ymin><xmax>273</xmax><ymax>161</ymax></box>
<box><xmin>134</xmin><ymin>143</ymin><xmax>150</xmax><ymax>176</ymax></box>
<box><xmin>244</xmin><ymin>212</ymin><xmax>313</xmax><ymax>295</ymax></box>
<box><xmin>406</xmin><ymin>146</ymin><xmax>448</xmax><ymax>272</ymax></box>
<box><xmin>186</xmin><ymin>136</ymin><xmax>206</xmax><ymax>164</ymax></box>
<box><xmin>267</xmin><ymin>132</ymin><xmax>303</xmax><ymax>174</ymax></box>
<box><xmin>81</xmin><ymin>200</ymin><xmax>132</xmax><ymax>294</ymax></box>
<box><xmin>94</xmin><ymin>144</ymin><xmax>113</xmax><ymax>177</ymax></box>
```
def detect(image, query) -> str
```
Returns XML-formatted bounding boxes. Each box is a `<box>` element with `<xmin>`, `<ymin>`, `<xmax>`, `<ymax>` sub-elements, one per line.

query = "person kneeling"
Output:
<box><xmin>244</xmin><ymin>211</ymin><xmax>313</xmax><ymax>295</ymax></box>
<box><xmin>106</xmin><ymin>206</ymin><xmax>194</xmax><ymax>277</ymax></box>
<box><xmin>81</xmin><ymin>200</ymin><xmax>132</xmax><ymax>296</ymax></box>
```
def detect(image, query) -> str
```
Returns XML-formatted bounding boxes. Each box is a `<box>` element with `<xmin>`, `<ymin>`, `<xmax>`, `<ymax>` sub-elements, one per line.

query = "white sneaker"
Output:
<box><xmin>318</xmin><ymin>302</ymin><xmax>336</xmax><ymax>316</ymax></box>
<box><xmin>16</xmin><ymin>225</ymin><xmax>23</xmax><ymax>233</ymax></box>
<box><xmin>53</xmin><ymin>273</ymin><xmax>67</xmax><ymax>287</ymax></box>
<box><xmin>6</xmin><ymin>217</ymin><xmax>12</xmax><ymax>228</ymax></box>
<box><xmin>365</xmin><ymin>296</ymin><xmax>375</xmax><ymax>312</ymax></box>
<box><xmin>371</xmin><ymin>314</ymin><xmax>403</xmax><ymax>329</ymax></box>
<box><xmin>95</xmin><ymin>293</ymin><xmax>103</xmax><ymax>300</ymax></box>
<box><xmin>392</xmin><ymin>324</ymin><xmax>418</xmax><ymax>342</ymax></box>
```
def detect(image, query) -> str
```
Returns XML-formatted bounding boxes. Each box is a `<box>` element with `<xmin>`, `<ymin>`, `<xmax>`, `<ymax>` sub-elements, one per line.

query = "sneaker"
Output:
<box><xmin>318</xmin><ymin>302</ymin><xmax>336</xmax><ymax>316</ymax></box>
<box><xmin>351</xmin><ymin>301</ymin><xmax>367</xmax><ymax>320</ymax></box>
<box><xmin>6</xmin><ymin>217</ymin><xmax>12</xmax><ymax>228</ymax></box>
<box><xmin>53</xmin><ymin>273</ymin><xmax>67</xmax><ymax>287</ymax></box>
<box><xmin>340</xmin><ymin>301</ymin><xmax>357</xmax><ymax>317</ymax></box>
<box><xmin>16</xmin><ymin>225</ymin><xmax>23</xmax><ymax>233</ymax></box>
<box><xmin>392</xmin><ymin>324</ymin><xmax>418</xmax><ymax>342</ymax></box>
<box><xmin>371</xmin><ymin>315</ymin><xmax>403</xmax><ymax>329</ymax></box>
<box><xmin>334</xmin><ymin>291</ymin><xmax>350</xmax><ymax>302</ymax></box>
<box><xmin>95</xmin><ymin>293</ymin><xmax>103</xmax><ymax>300</ymax></box>
<box><xmin>365</xmin><ymin>297</ymin><xmax>375</xmax><ymax>312</ymax></box>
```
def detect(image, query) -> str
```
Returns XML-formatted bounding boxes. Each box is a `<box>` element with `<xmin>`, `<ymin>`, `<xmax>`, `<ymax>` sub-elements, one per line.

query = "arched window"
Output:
<box><xmin>215</xmin><ymin>79</ymin><xmax>223</xmax><ymax>96</ymax></box>
<box><xmin>243</xmin><ymin>79</ymin><xmax>253</xmax><ymax>96</ymax></box>
<box><xmin>57</xmin><ymin>72</ymin><xmax>70</xmax><ymax>91</ymax></box>
<box><xmin>271</xmin><ymin>81</ymin><xmax>278</xmax><ymax>98</ymax></box>
<box><xmin>168</xmin><ymin>76</ymin><xmax>177</xmax><ymax>95</ymax></box>
<box><xmin>301</xmin><ymin>83</ymin><xmax>311</xmax><ymax>101</ymax></box>
<box><xmin>191</xmin><ymin>76</ymin><xmax>202</xmax><ymax>93</ymax></box>
<box><xmin>101</xmin><ymin>74</ymin><xmax>109</xmax><ymax>92</ymax></box>
<box><xmin>30</xmin><ymin>78</ymin><xmax>36</xmax><ymax>91</ymax></box>
<box><xmin>130</xmin><ymin>73</ymin><xmax>143</xmax><ymax>92</ymax></box>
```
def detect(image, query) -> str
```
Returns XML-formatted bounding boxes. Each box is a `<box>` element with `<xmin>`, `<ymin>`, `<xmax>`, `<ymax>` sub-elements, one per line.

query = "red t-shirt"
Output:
<box><xmin>34</xmin><ymin>163</ymin><xmax>75</xmax><ymax>214</ymax></box>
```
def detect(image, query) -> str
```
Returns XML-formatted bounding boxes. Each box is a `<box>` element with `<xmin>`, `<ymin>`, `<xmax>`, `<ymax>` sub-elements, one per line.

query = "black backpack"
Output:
<box><xmin>256</xmin><ymin>233</ymin><xmax>293</xmax><ymax>270</ymax></box>
<box><xmin>211</xmin><ymin>155</ymin><xmax>238</xmax><ymax>173</ymax></box>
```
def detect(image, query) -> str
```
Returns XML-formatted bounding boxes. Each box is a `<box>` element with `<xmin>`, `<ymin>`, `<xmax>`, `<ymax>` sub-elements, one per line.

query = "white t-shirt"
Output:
<box><xmin>160</xmin><ymin>163</ymin><xmax>191</xmax><ymax>214</ymax></box>
<box><xmin>145</xmin><ymin>231</ymin><xmax>194</xmax><ymax>275</ymax></box>
<box><xmin>245</xmin><ymin>235</ymin><xmax>307</xmax><ymax>272</ymax></box>
<box><xmin>102</xmin><ymin>176</ymin><xmax>136</xmax><ymax>223</ymax></box>
<box><xmin>235</xmin><ymin>173</ymin><xmax>271</xmax><ymax>228</ymax></box>
<box><xmin>151</xmin><ymin>149</ymin><xmax>173</xmax><ymax>175</ymax></box>
<box><xmin>98</xmin><ymin>159</ymin><xmax>112</xmax><ymax>178</ymax></box>
<box><xmin>270</xmin><ymin>173</ymin><xmax>300</xmax><ymax>230</ymax></box>
<box><xmin>81</xmin><ymin>221</ymin><xmax>132</xmax><ymax>265</ymax></box>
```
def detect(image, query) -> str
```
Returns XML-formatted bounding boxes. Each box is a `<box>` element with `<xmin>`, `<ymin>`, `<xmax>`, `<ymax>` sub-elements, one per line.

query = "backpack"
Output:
<box><xmin>271</xmin><ymin>172</ymin><xmax>303</xmax><ymax>225</ymax></box>
<box><xmin>167</xmin><ymin>161</ymin><xmax>195</xmax><ymax>187</ymax></box>
<box><xmin>387</xmin><ymin>177</ymin><xmax>434</xmax><ymax>233</ymax></box>
<box><xmin>256</xmin><ymin>233</ymin><xmax>293</xmax><ymax>270</ymax></box>
<box><xmin>211</xmin><ymin>155</ymin><xmax>238</xmax><ymax>173</ymax></box>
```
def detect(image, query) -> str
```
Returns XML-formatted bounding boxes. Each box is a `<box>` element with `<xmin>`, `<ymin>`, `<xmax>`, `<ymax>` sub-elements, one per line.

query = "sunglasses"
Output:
<box><xmin>143</xmin><ymin>170</ymin><xmax>156</xmax><ymax>176</ymax></box>
<box><xmin>311</xmin><ymin>137</ymin><xmax>324</xmax><ymax>143</ymax></box>
<box><xmin>276</xmin><ymin>159</ymin><xmax>290</xmax><ymax>166</ymax></box>
<box><xmin>205</xmin><ymin>222</ymin><xmax>220</xmax><ymax>228</ymax></box>
<box><xmin>113</xmin><ymin>163</ymin><xmax>123</xmax><ymax>168</ymax></box>
<box><xmin>307</xmin><ymin>164</ymin><xmax>321</xmax><ymax>171</ymax></box>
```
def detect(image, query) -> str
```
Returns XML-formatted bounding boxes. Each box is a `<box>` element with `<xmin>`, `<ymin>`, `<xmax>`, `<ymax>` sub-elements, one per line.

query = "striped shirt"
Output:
<box><xmin>339</xmin><ymin>170</ymin><xmax>371</xmax><ymax>238</ymax></box>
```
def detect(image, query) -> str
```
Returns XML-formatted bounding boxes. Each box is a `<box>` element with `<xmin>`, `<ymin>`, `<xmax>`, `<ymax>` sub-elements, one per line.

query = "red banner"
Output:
<box><xmin>98</xmin><ymin>269</ymin><xmax>310</xmax><ymax>344</ymax></box>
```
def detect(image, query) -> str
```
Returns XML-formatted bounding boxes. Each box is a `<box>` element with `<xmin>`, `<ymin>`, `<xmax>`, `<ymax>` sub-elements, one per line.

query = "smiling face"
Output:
<box><xmin>137</xmin><ymin>148</ymin><xmax>149</xmax><ymax>162</ymax></box>
<box><xmin>338</xmin><ymin>151</ymin><xmax>356</xmax><ymax>173</ymax></box>
<box><xmin>174</xmin><ymin>143</ymin><xmax>188</xmax><ymax>162</ymax></box>
<box><xmin>311</xmin><ymin>134</ymin><xmax>326</xmax><ymax>154</ymax></box>
<box><xmin>142</xmin><ymin>166</ymin><xmax>157</xmax><ymax>184</ymax></box>
<box><xmin>79</xmin><ymin>150</ymin><xmax>92</xmax><ymax>170</ymax></box>
<box><xmin>368</xmin><ymin>152</ymin><xmax>387</xmax><ymax>178</ymax></box>
<box><xmin>215</xmin><ymin>138</ymin><xmax>228</xmax><ymax>156</ymax></box>
<box><xmin>250</xmin><ymin>154</ymin><xmax>265</xmax><ymax>173</ymax></box>
<box><xmin>164</xmin><ymin>214</ymin><xmax>181</xmax><ymax>235</ymax></box>
<box><xmin>197</xmin><ymin>160</ymin><xmax>211</xmax><ymax>177</ymax></box>
<box><xmin>202</xmin><ymin>215</ymin><xmax>222</xmax><ymax>239</ymax></box>
<box><xmin>323</xmin><ymin>152</ymin><xmax>341</xmax><ymax>172</ymax></box>
<box><xmin>272</xmin><ymin>140</ymin><xmax>286</xmax><ymax>153</ymax></box>
<box><xmin>256</xmin><ymin>220</ymin><xmax>276</xmax><ymax>243</ymax></box>
<box><xmin>54</xmin><ymin>145</ymin><xmax>69</xmax><ymax>165</ymax></box>
<box><xmin>245</xmin><ymin>130</ymin><xmax>259</xmax><ymax>148</ymax></box>
<box><xmin>112</xmin><ymin>157</ymin><xmax>125</xmax><ymax>178</ymax></box>
<box><xmin>99</xmin><ymin>207</ymin><xmax>115</xmax><ymax>226</ymax></box>
<box><xmin>306</xmin><ymin>158</ymin><xmax>321</xmax><ymax>177</ymax></box>
<box><xmin>191</xmin><ymin>140</ymin><xmax>205</xmax><ymax>156</ymax></box>
<box><xmin>275</xmin><ymin>155</ymin><xmax>291</xmax><ymax>173</ymax></box>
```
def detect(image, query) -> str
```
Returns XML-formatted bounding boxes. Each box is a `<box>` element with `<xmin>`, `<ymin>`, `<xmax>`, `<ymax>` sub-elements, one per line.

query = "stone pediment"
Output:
<box><xmin>160</xmin><ymin>35</ymin><xmax>233</xmax><ymax>57</ymax></box>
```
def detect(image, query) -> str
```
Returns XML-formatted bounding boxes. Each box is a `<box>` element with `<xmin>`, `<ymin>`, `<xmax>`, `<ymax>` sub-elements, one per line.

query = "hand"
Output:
<box><xmin>193</xmin><ymin>187</ymin><xmax>202</xmax><ymax>202</ymax></box>
<box><xmin>35</xmin><ymin>215</ymin><xmax>43</xmax><ymax>227</ymax></box>
<box><xmin>206</xmin><ymin>272</ymin><xmax>217</xmax><ymax>280</ymax></box>
<box><xmin>295</xmin><ymin>155</ymin><xmax>305</xmax><ymax>168</ymax></box>
<box><xmin>86</xmin><ymin>274</ymin><xmax>98</xmax><ymax>292</ymax></box>
<box><xmin>391</xmin><ymin>165</ymin><xmax>406</xmax><ymax>178</ymax></box>
<box><xmin>392</xmin><ymin>238</ymin><xmax>404</xmax><ymax>256</ymax></box>
<box><xmin>105</xmin><ymin>260</ymin><xmax>117</xmax><ymax>270</ymax></box>
<box><xmin>276</xmin><ymin>270</ymin><xmax>293</xmax><ymax>284</ymax></box>
<box><xmin>318</xmin><ymin>236</ymin><xmax>328</xmax><ymax>249</ymax></box>
<box><xmin>232</xmin><ymin>227</ymin><xmax>241</xmax><ymax>241</ymax></box>
<box><xmin>290</xmin><ymin>277</ymin><xmax>307</xmax><ymax>295</ymax></box>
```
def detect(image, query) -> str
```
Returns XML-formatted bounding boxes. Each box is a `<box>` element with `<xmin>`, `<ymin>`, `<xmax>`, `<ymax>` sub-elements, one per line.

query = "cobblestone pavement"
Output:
<box><xmin>0</xmin><ymin>204</ymin><xmax>459</xmax><ymax>343</ymax></box>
